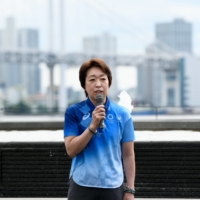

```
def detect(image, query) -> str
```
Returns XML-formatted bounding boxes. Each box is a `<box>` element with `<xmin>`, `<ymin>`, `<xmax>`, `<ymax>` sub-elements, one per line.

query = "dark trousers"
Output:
<box><xmin>68</xmin><ymin>178</ymin><xmax>124</xmax><ymax>200</ymax></box>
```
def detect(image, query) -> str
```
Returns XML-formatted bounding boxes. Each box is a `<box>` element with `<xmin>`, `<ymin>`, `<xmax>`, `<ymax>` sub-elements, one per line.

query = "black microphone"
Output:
<box><xmin>95</xmin><ymin>94</ymin><xmax>105</xmax><ymax>129</ymax></box>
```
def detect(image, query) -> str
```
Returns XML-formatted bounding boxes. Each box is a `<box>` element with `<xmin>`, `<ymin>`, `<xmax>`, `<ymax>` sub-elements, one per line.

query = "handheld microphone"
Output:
<box><xmin>95</xmin><ymin>94</ymin><xmax>105</xmax><ymax>129</ymax></box>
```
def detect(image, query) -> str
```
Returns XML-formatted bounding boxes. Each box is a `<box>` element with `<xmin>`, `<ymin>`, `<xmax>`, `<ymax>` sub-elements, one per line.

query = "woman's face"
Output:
<box><xmin>85</xmin><ymin>67</ymin><xmax>109</xmax><ymax>105</ymax></box>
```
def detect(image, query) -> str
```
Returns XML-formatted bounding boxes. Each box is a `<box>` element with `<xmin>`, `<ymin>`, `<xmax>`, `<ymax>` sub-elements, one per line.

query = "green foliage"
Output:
<box><xmin>36</xmin><ymin>105</ymin><xmax>59</xmax><ymax>114</ymax></box>
<box><xmin>5</xmin><ymin>101</ymin><xmax>31</xmax><ymax>114</ymax></box>
<box><xmin>36</xmin><ymin>105</ymin><xmax>47</xmax><ymax>114</ymax></box>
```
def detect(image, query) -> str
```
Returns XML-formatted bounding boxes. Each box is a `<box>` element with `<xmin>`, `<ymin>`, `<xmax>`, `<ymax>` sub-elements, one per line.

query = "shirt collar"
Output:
<box><xmin>86</xmin><ymin>96</ymin><xmax>110</xmax><ymax>111</ymax></box>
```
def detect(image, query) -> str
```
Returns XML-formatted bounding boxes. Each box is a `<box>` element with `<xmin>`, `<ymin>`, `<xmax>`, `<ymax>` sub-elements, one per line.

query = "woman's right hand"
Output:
<box><xmin>89</xmin><ymin>105</ymin><xmax>105</xmax><ymax>130</ymax></box>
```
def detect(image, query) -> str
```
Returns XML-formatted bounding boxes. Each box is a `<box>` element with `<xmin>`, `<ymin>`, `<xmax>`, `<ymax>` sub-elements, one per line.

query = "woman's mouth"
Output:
<box><xmin>95</xmin><ymin>90</ymin><xmax>103</xmax><ymax>94</ymax></box>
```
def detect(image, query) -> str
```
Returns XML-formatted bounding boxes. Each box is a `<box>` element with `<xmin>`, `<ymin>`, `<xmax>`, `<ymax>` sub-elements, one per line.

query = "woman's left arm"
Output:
<box><xmin>122</xmin><ymin>141</ymin><xmax>135</xmax><ymax>200</ymax></box>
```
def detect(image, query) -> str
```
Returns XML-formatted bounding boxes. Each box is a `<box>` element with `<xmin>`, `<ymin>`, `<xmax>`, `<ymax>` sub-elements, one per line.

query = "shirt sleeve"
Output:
<box><xmin>121</xmin><ymin>116</ymin><xmax>135</xmax><ymax>143</ymax></box>
<box><xmin>64</xmin><ymin>106</ymin><xmax>79</xmax><ymax>138</ymax></box>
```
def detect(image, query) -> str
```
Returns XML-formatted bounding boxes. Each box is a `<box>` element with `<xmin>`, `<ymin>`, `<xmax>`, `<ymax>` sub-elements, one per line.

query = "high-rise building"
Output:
<box><xmin>2</xmin><ymin>17</ymin><xmax>17</xmax><ymax>50</ymax></box>
<box><xmin>0</xmin><ymin>17</ymin><xmax>18</xmax><ymax>95</ymax></box>
<box><xmin>0</xmin><ymin>30</ymin><xmax>3</xmax><ymax>49</ymax></box>
<box><xmin>155</xmin><ymin>18</ymin><xmax>192</xmax><ymax>53</ymax></box>
<box><xmin>18</xmin><ymin>29</ymin><xmax>39</xmax><ymax>50</ymax></box>
<box><xmin>136</xmin><ymin>42</ymin><xmax>182</xmax><ymax>107</ymax></box>
<box><xmin>136</xmin><ymin>42</ymin><xmax>200</xmax><ymax>107</ymax></box>
<box><xmin>0</xmin><ymin>18</ymin><xmax>41</xmax><ymax>102</ymax></box>
<box><xmin>17</xmin><ymin>29</ymin><xmax>40</xmax><ymax>95</ymax></box>
<box><xmin>83</xmin><ymin>33</ymin><xmax>117</xmax><ymax>56</ymax></box>
<box><xmin>179</xmin><ymin>53</ymin><xmax>200</xmax><ymax>106</ymax></box>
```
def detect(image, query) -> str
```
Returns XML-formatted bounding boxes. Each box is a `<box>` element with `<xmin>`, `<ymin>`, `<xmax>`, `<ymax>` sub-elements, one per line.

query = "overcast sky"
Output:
<box><xmin>0</xmin><ymin>0</ymin><xmax>200</xmax><ymax>56</ymax></box>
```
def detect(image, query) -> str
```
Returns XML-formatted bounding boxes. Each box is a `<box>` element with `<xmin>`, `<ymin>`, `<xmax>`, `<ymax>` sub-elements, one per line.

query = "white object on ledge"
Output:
<box><xmin>118</xmin><ymin>90</ymin><xmax>133</xmax><ymax>113</ymax></box>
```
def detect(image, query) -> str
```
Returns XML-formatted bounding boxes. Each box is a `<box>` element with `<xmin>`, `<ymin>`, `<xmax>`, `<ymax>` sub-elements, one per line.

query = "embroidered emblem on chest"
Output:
<box><xmin>107</xmin><ymin>114</ymin><xmax>114</xmax><ymax>120</ymax></box>
<box><xmin>107</xmin><ymin>114</ymin><xmax>114</xmax><ymax>123</ymax></box>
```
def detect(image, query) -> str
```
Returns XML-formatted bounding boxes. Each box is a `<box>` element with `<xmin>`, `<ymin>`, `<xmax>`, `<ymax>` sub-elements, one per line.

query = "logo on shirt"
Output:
<box><xmin>83</xmin><ymin>112</ymin><xmax>90</xmax><ymax>120</ymax></box>
<box><xmin>107</xmin><ymin>114</ymin><xmax>114</xmax><ymax>120</ymax></box>
<box><xmin>107</xmin><ymin>114</ymin><xmax>114</xmax><ymax>123</ymax></box>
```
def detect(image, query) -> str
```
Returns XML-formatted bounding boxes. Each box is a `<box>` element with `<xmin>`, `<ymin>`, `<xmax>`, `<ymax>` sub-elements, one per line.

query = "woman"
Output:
<box><xmin>64</xmin><ymin>58</ymin><xmax>136</xmax><ymax>200</ymax></box>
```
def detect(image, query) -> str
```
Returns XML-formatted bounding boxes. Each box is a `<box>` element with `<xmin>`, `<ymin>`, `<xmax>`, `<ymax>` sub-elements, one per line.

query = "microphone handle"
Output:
<box><xmin>95</xmin><ymin>96</ymin><xmax>105</xmax><ymax>128</ymax></box>
<box><xmin>99</xmin><ymin>119</ymin><xmax>105</xmax><ymax>129</ymax></box>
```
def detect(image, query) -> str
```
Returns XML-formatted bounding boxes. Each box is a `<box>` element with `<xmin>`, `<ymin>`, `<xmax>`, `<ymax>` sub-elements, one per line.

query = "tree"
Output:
<box><xmin>5</xmin><ymin>101</ymin><xmax>31</xmax><ymax>114</ymax></box>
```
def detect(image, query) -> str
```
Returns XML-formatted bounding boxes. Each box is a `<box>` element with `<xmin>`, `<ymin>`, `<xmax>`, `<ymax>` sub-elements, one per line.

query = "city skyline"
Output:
<box><xmin>1</xmin><ymin>0</ymin><xmax>200</xmax><ymax>108</ymax></box>
<box><xmin>0</xmin><ymin>0</ymin><xmax>200</xmax><ymax>56</ymax></box>
<box><xmin>0</xmin><ymin>17</ymin><xmax>138</xmax><ymax>94</ymax></box>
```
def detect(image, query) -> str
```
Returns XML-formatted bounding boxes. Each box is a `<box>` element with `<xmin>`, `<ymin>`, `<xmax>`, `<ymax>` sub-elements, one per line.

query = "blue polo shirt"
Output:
<box><xmin>64</xmin><ymin>97</ymin><xmax>135</xmax><ymax>188</ymax></box>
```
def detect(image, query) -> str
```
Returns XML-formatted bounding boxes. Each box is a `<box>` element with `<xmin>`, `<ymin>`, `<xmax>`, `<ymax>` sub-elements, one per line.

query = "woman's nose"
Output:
<box><xmin>96</xmin><ymin>79</ymin><xmax>101</xmax><ymax>87</ymax></box>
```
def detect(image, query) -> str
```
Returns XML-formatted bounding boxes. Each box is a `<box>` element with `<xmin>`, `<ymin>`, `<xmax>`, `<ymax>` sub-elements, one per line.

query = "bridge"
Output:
<box><xmin>0</xmin><ymin>49</ymin><xmax>179</xmax><ymax>110</ymax></box>
<box><xmin>0</xmin><ymin>50</ymin><xmax>143</xmax><ymax>66</ymax></box>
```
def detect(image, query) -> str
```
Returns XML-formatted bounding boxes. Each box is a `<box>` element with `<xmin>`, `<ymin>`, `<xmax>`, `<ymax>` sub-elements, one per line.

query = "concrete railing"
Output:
<box><xmin>1</xmin><ymin>120</ymin><xmax>200</xmax><ymax>131</ymax></box>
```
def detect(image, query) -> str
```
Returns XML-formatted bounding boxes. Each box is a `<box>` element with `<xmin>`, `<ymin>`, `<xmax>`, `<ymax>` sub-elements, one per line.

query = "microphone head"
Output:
<box><xmin>95</xmin><ymin>94</ymin><xmax>103</xmax><ymax>106</ymax></box>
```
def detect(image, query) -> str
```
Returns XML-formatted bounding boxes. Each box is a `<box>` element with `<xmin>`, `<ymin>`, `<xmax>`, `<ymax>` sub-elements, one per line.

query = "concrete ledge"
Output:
<box><xmin>1</xmin><ymin>120</ymin><xmax>200</xmax><ymax>131</ymax></box>
<box><xmin>0</xmin><ymin>121</ymin><xmax>64</xmax><ymax>131</ymax></box>
<box><xmin>134</xmin><ymin>120</ymin><xmax>200</xmax><ymax>131</ymax></box>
